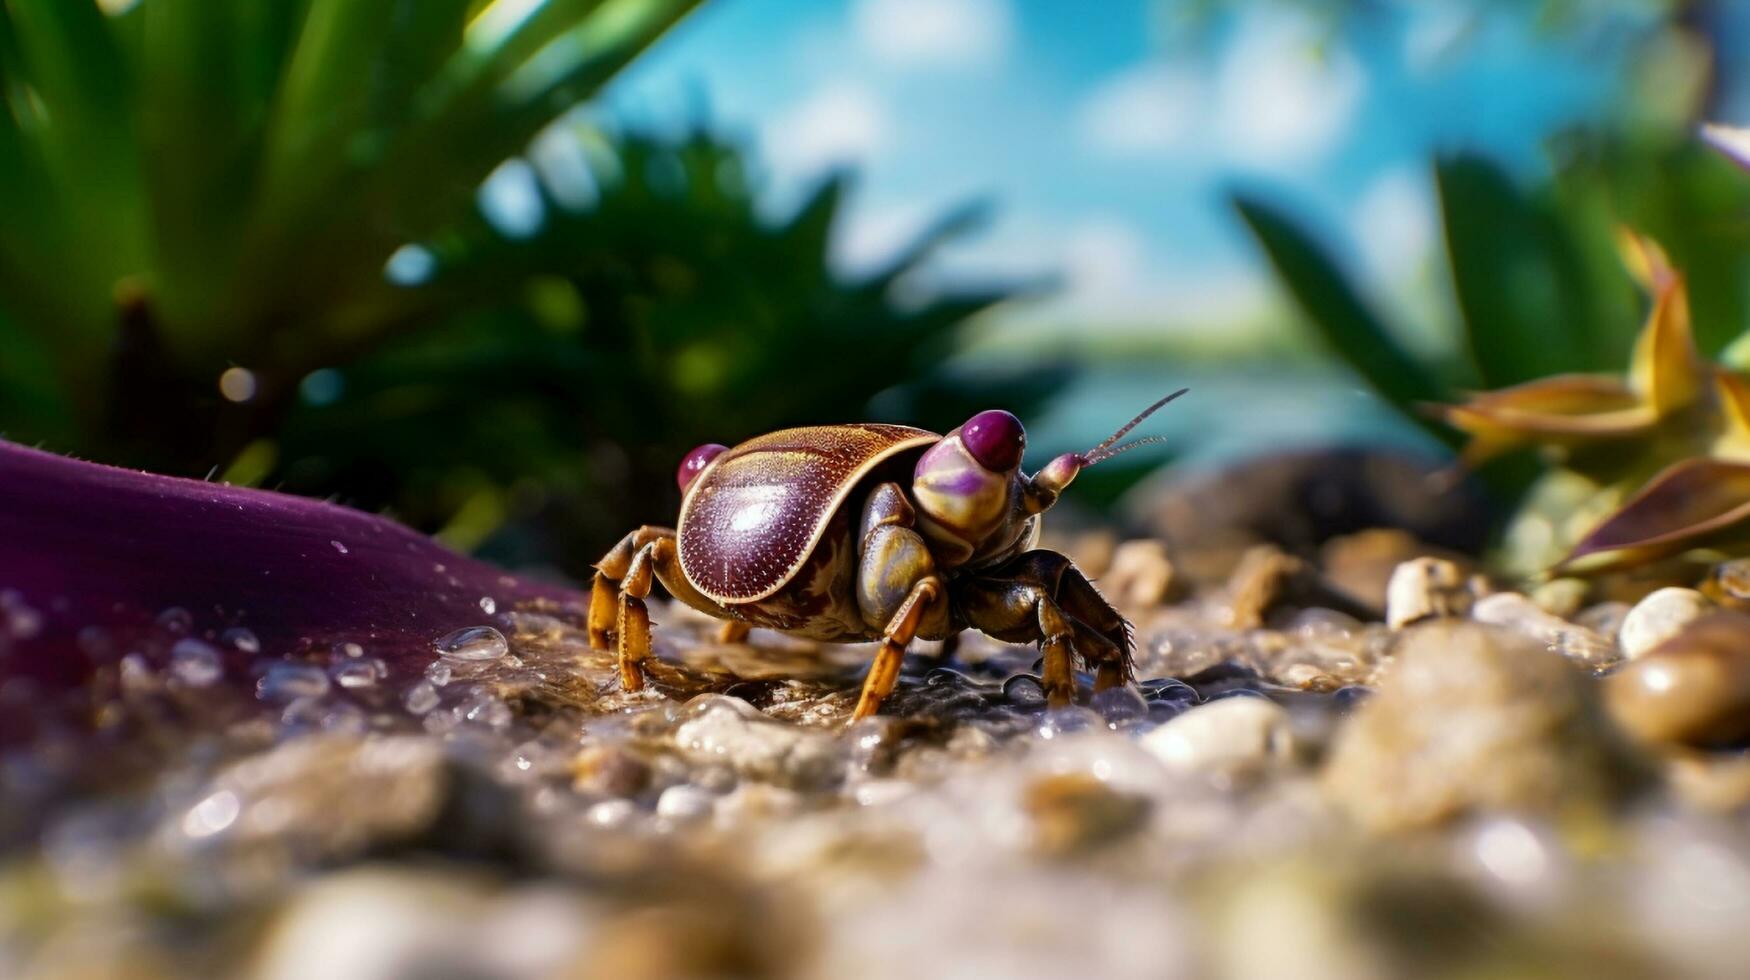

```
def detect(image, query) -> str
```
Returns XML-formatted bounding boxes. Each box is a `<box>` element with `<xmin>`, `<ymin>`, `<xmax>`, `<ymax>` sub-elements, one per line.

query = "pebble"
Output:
<box><xmin>1323</xmin><ymin>621</ymin><xmax>1642</xmax><ymax>832</ymax></box>
<box><xmin>1619</xmin><ymin>587</ymin><xmax>1712</xmax><ymax>660</ymax></box>
<box><xmin>1470</xmin><ymin>591</ymin><xmax>1617</xmax><ymax>667</ymax></box>
<box><xmin>674</xmin><ymin>702</ymin><xmax>843</xmax><ymax>790</ymax></box>
<box><xmin>1138</xmin><ymin>696</ymin><xmax>1295</xmax><ymax>774</ymax></box>
<box><xmin>1021</xmin><ymin>772</ymin><xmax>1152</xmax><ymax>856</ymax></box>
<box><xmin>655</xmin><ymin>784</ymin><xmax>716</xmax><ymax>824</ymax></box>
<box><xmin>1604</xmin><ymin>613</ymin><xmax>1750</xmax><ymax>747</ymax></box>
<box><xmin>1385</xmin><ymin>557</ymin><xmax>1475</xmax><ymax>628</ymax></box>
<box><xmin>1103</xmin><ymin>539</ymin><xmax>1176</xmax><ymax>608</ymax></box>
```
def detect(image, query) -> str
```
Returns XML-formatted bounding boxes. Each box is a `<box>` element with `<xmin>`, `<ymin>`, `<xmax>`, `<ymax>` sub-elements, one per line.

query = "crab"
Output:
<box><xmin>587</xmin><ymin>391</ymin><xmax>1186</xmax><ymax>721</ymax></box>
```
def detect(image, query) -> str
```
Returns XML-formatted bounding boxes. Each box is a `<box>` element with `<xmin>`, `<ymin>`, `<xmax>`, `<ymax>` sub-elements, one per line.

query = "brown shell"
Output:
<box><xmin>678</xmin><ymin>423</ymin><xmax>938</xmax><ymax>603</ymax></box>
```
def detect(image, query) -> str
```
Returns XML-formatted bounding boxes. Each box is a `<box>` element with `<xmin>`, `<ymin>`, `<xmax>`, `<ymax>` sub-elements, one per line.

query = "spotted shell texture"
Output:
<box><xmin>678</xmin><ymin>424</ymin><xmax>938</xmax><ymax>603</ymax></box>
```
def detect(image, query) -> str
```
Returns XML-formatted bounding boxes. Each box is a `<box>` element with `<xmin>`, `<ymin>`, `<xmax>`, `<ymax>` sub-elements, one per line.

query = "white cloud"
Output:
<box><xmin>1062</xmin><ymin>219</ymin><xmax>1148</xmax><ymax>298</ymax></box>
<box><xmin>832</xmin><ymin>199</ymin><xmax>937</xmax><ymax>274</ymax></box>
<box><xmin>1216</xmin><ymin>14</ymin><xmax>1365</xmax><ymax>168</ymax></box>
<box><xmin>853</xmin><ymin>0</ymin><xmax>1012</xmax><ymax>68</ymax></box>
<box><xmin>1078</xmin><ymin>64</ymin><xmax>1202</xmax><ymax>157</ymax></box>
<box><xmin>1352</xmin><ymin>167</ymin><xmax>1435</xmax><ymax>282</ymax></box>
<box><xmin>762</xmin><ymin>83</ymin><xmax>891</xmax><ymax>180</ymax></box>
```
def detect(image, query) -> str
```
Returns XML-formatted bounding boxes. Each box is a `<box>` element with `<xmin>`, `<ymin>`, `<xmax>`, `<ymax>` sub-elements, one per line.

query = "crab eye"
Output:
<box><xmin>961</xmin><ymin>410</ymin><xmax>1025</xmax><ymax>472</ymax></box>
<box><xmin>676</xmin><ymin>443</ymin><xmax>728</xmax><ymax>492</ymax></box>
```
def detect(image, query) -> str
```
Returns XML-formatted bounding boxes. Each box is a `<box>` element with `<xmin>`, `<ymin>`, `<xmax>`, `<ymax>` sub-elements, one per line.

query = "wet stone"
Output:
<box><xmin>1323</xmin><ymin>621</ymin><xmax>1643</xmax><ymax>832</ymax></box>
<box><xmin>1139</xmin><ymin>696</ymin><xmax>1295</xmax><ymax>775</ymax></box>
<box><xmin>1604</xmin><ymin>613</ymin><xmax>1750</xmax><ymax>748</ymax></box>
<box><xmin>1470</xmin><ymin>592</ymin><xmax>1617</xmax><ymax>667</ymax></box>
<box><xmin>673</xmin><ymin>700</ymin><xmax>843</xmax><ymax>790</ymax></box>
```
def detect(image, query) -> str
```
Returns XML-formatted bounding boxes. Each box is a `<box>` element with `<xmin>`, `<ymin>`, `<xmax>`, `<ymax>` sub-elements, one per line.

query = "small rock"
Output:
<box><xmin>1323</xmin><ymin>622</ymin><xmax>1643</xmax><ymax>832</ymax></box>
<box><xmin>1226</xmin><ymin>545</ymin><xmax>1377</xmax><ymax>629</ymax></box>
<box><xmin>1021</xmin><ymin>772</ymin><xmax>1152</xmax><ymax>856</ymax></box>
<box><xmin>1604</xmin><ymin>613</ymin><xmax>1750</xmax><ymax>747</ymax></box>
<box><xmin>1619</xmin><ymin>587</ymin><xmax>1712</xmax><ymax>660</ymax></box>
<box><xmin>1385</xmin><ymin>557</ymin><xmax>1475</xmax><ymax>629</ymax></box>
<box><xmin>571</xmin><ymin>745</ymin><xmax>651</xmax><ymax>797</ymax></box>
<box><xmin>1702</xmin><ymin>558</ymin><xmax>1750</xmax><ymax>610</ymax></box>
<box><xmin>674</xmin><ymin>702</ymin><xmax>844</xmax><ymax>790</ymax></box>
<box><xmin>1471</xmin><ymin>592</ymin><xmax>1616</xmax><ymax>667</ymax></box>
<box><xmin>1139</xmin><ymin>696</ymin><xmax>1296</xmax><ymax>774</ymax></box>
<box><xmin>655</xmin><ymin>785</ymin><xmax>716</xmax><ymax>824</ymax></box>
<box><xmin>1102</xmin><ymin>539</ymin><xmax>1177</xmax><ymax>608</ymax></box>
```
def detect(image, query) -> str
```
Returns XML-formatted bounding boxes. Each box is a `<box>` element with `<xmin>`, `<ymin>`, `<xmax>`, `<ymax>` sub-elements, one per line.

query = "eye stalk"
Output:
<box><xmin>1023</xmin><ymin>388</ymin><xmax>1188</xmax><ymax>514</ymax></box>
<box><xmin>961</xmin><ymin>409</ymin><xmax>1026</xmax><ymax>472</ymax></box>
<box><xmin>676</xmin><ymin>443</ymin><xmax>728</xmax><ymax>493</ymax></box>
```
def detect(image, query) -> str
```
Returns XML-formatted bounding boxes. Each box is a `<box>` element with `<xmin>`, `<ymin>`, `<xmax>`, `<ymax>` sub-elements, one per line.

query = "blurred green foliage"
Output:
<box><xmin>0</xmin><ymin>0</ymin><xmax>1040</xmax><ymax>578</ymax></box>
<box><xmin>1235</xmin><ymin>128</ymin><xmax>1750</xmax><ymax>574</ymax></box>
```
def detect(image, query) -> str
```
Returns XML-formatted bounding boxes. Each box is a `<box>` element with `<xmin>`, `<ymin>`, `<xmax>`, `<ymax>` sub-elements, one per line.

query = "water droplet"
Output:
<box><xmin>169</xmin><ymin>638</ymin><xmax>223</xmax><ymax>687</ymax></box>
<box><xmin>403</xmin><ymin>680</ymin><xmax>440</xmax><ymax>715</ymax></box>
<box><xmin>332</xmin><ymin>641</ymin><xmax>364</xmax><ymax>659</ymax></box>
<box><xmin>1139</xmin><ymin>678</ymin><xmax>1199</xmax><ymax>709</ymax></box>
<box><xmin>181</xmin><ymin>790</ymin><xmax>239</xmax><ymax>839</ymax></box>
<box><xmin>255</xmin><ymin>662</ymin><xmax>330</xmax><ymax>702</ymax></box>
<box><xmin>1090</xmin><ymin>686</ymin><xmax>1148</xmax><ymax>726</ymax></box>
<box><xmin>1002</xmin><ymin>673</ymin><xmax>1047</xmax><ymax>707</ymax></box>
<box><xmin>156</xmin><ymin>606</ymin><xmax>192</xmax><ymax>634</ymax></box>
<box><xmin>587</xmin><ymin>799</ymin><xmax>637</xmax><ymax>828</ymax></box>
<box><xmin>1037</xmin><ymin>706</ymin><xmax>1101</xmax><ymax>740</ymax></box>
<box><xmin>461</xmin><ymin>691</ymin><xmax>512</xmax><ymax>729</ymax></box>
<box><xmin>329</xmin><ymin>540</ymin><xmax>349</xmax><ymax>555</ymax></box>
<box><xmin>119</xmin><ymin>653</ymin><xmax>154</xmax><ymax>695</ymax></box>
<box><xmin>321</xmin><ymin>700</ymin><xmax>369</xmax><ymax>734</ymax></box>
<box><xmin>435</xmin><ymin>625</ymin><xmax>508</xmax><ymax>661</ymax></box>
<box><xmin>1332</xmin><ymin>685</ymin><xmax>1371</xmax><ymax>712</ymax></box>
<box><xmin>220</xmin><ymin>627</ymin><xmax>260</xmax><ymax>655</ymax></box>
<box><xmin>5</xmin><ymin>603</ymin><xmax>43</xmax><ymax>640</ymax></box>
<box><xmin>330</xmin><ymin>658</ymin><xmax>382</xmax><ymax>689</ymax></box>
<box><xmin>424</xmin><ymin>661</ymin><xmax>453</xmax><ymax>687</ymax></box>
<box><xmin>479</xmin><ymin>596</ymin><xmax>497</xmax><ymax>615</ymax></box>
<box><xmin>281</xmin><ymin>696</ymin><xmax>327</xmax><ymax>729</ymax></box>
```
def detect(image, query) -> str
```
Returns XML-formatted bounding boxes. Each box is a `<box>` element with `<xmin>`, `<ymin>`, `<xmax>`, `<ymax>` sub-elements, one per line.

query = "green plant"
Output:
<box><xmin>0</xmin><ymin>0</ymin><xmax>705</xmax><ymax>465</ymax></box>
<box><xmin>268</xmin><ymin>124</ymin><xmax>1048</xmax><ymax>574</ymax></box>
<box><xmin>1234</xmin><ymin>131</ymin><xmax>1750</xmax><ymax>576</ymax></box>
<box><xmin>0</xmin><ymin>2</ymin><xmax>1043</xmax><ymax>574</ymax></box>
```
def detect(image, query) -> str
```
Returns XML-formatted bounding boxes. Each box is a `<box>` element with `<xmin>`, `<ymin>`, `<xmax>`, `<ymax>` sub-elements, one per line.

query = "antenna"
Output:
<box><xmin>1082</xmin><ymin>388</ymin><xmax>1187</xmax><ymax>465</ymax></box>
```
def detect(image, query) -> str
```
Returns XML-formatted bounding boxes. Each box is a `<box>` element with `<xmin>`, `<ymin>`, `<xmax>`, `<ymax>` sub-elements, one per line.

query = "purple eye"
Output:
<box><xmin>961</xmin><ymin>410</ymin><xmax>1025</xmax><ymax>472</ymax></box>
<box><xmin>676</xmin><ymin>443</ymin><xmax>728</xmax><ymax>492</ymax></box>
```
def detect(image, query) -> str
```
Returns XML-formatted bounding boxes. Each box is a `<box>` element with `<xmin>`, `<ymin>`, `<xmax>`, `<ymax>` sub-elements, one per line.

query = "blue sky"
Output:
<box><xmin>602</xmin><ymin>0</ymin><xmax>1658</xmax><ymax>328</ymax></box>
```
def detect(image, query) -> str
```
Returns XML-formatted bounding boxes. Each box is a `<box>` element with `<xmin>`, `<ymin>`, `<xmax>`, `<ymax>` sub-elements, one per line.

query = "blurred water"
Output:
<box><xmin>1027</xmin><ymin>363</ymin><xmax>1441</xmax><ymax>467</ymax></box>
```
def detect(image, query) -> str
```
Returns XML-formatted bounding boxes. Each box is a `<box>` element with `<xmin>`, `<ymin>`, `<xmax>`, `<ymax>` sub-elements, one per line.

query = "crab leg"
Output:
<box><xmin>958</xmin><ymin>551</ymin><xmax>1135</xmax><ymax>707</ymax></box>
<box><xmin>851</xmin><ymin>577</ymin><xmax>941</xmax><ymax>722</ymax></box>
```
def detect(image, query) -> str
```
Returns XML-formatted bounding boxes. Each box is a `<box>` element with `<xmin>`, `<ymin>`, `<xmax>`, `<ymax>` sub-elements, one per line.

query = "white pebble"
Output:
<box><xmin>1139</xmin><ymin>697</ymin><xmax>1295</xmax><ymax>774</ymax></box>
<box><xmin>655</xmin><ymin>785</ymin><xmax>715</xmax><ymax>823</ymax></box>
<box><xmin>1620</xmin><ymin>587</ymin><xmax>1712</xmax><ymax>660</ymax></box>
<box><xmin>1386</xmin><ymin>557</ymin><xmax>1474</xmax><ymax>629</ymax></box>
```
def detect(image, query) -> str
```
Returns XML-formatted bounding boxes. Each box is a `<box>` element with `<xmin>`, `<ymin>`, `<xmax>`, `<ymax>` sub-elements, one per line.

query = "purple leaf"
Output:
<box><xmin>0</xmin><ymin>440</ymin><xmax>581</xmax><ymax>740</ymax></box>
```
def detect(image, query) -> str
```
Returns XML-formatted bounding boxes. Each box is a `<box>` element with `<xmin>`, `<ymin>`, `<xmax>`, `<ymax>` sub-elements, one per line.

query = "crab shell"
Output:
<box><xmin>677</xmin><ymin>423</ymin><xmax>939</xmax><ymax>603</ymax></box>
